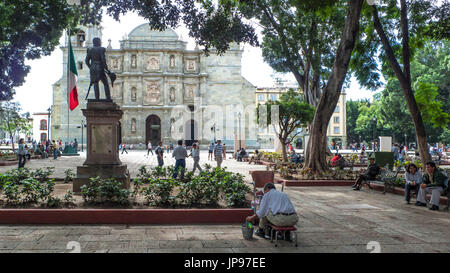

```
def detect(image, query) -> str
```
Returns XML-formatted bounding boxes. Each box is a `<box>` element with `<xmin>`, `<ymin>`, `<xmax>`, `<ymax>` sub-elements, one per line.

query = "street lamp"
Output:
<box><xmin>210</xmin><ymin>122</ymin><xmax>216</xmax><ymax>142</ymax></box>
<box><xmin>47</xmin><ymin>107</ymin><xmax>51</xmax><ymax>143</ymax></box>
<box><xmin>372</xmin><ymin>116</ymin><xmax>377</xmax><ymax>151</ymax></box>
<box><xmin>404</xmin><ymin>133</ymin><xmax>407</xmax><ymax>148</ymax></box>
<box><xmin>238</xmin><ymin>112</ymin><xmax>242</xmax><ymax>150</ymax></box>
<box><xmin>80</xmin><ymin>120</ymin><xmax>86</xmax><ymax>152</ymax></box>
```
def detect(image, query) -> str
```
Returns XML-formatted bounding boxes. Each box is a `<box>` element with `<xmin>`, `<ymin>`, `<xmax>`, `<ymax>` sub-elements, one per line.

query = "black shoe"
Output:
<box><xmin>429</xmin><ymin>205</ymin><xmax>439</xmax><ymax>211</ymax></box>
<box><xmin>254</xmin><ymin>229</ymin><xmax>265</xmax><ymax>239</ymax></box>
<box><xmin>415</xmin><ymin>201</ymin><xmax>426</xmax><ymax>207</ymax></box>
<box><xmin>351</xmin><ymin>184</ymin><xmax>357</xmax><ymax>188</ymax></box>
<box><xmin>353</xmin><ymin>187</ymin><xmax>360</xmax><ymax>191</ymax></box>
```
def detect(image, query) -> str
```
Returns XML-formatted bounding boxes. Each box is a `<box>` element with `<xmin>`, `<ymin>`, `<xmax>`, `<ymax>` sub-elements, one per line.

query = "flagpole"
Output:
<box><xmin>67</xmin><ymin>27</ymin><xmax>71</xmax><ymax>145</ymax></box>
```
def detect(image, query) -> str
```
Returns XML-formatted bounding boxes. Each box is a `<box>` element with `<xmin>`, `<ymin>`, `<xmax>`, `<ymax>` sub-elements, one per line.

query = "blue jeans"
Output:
<box><xmin>53</xmin><ymin>149</ymin><xmax>58</xmax><ymax>159</ymax></box>
<box><xmin>405</xmin><ymin>183</ymin><xmax>420</xmax><ymax>203</ymax></box>
<box><xmin>173</xmin><ymin>159</ymin><xmax>186</xmax><ymax>179</ymax></box>
<box><xmin>18</xmin><ymin>154</ymin><xmax>26</xmax><ymax>168</ymax></box>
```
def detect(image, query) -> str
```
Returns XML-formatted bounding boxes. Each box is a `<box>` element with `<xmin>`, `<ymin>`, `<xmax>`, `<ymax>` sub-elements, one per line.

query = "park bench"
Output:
<box><xmin>408</xmin><ymin>169</ymin><xmax>449</xmax><ymax>210</ymax></box>
<box><xmin>364</xmin><ymin>165</ymin><xmax>400</xmax><ymax>194</ymax></box>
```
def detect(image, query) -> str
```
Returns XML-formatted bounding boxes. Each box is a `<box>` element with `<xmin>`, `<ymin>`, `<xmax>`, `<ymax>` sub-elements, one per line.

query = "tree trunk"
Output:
<box><xmin>372</xmin><ymin>4</ymin><xmax>432</xmax><ymax>165</ymax></box>
<box><xmin>281</xmin><ymin>141</ymin><xmax>288</xmax><ymax>163</ymax></box>
<box><xmin>304</xmin><ymin>0</ymin><xmax>364</xmax><ymax>172</ymax></box>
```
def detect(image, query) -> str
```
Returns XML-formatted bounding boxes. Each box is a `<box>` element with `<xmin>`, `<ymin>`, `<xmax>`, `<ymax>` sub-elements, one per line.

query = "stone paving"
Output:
<box><xmin>0</xmin><ymin>151</ymin><xmax>448</xmax><ymax>253</ymax></box>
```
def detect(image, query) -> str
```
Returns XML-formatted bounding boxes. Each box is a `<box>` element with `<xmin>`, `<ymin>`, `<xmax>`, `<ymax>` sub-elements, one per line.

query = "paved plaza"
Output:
<box><xmin>0</xmin><ymin>151</ymin><xmax>448</xmax><ymax>253</ymax></box>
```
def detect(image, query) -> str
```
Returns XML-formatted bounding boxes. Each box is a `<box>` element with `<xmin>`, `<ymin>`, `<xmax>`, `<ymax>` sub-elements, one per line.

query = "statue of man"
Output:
<box><xmin>85</xmin><ymin>37</ymin><xmax>111</xmax><ymax>100</ymax></box>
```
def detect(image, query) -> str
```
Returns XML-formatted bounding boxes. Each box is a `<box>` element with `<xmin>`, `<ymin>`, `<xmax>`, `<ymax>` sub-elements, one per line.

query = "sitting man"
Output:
<box><xmin>246</xmin><ymin>183</ymin><xmax>299</xmax><ymax>240</ymax></box>
<box><xmin>237</xmin><ymin>148</ymin><xmax>247</xmax><ymax>162</ymax></box>
<box><xmin>415</xmin><ymin>161</ymin><xmax>447</xmax><ymax>211</ymax></box>
<box><xmin>290</xmin><ymin>150</ymin><xmax>301</xmax><ymax>164</ymax></box>
<box><xmin>352</xmin><ymin>155</ymin><xmax>381</xmax><ymax>191</ymax></box>
<box><xmin>249</xmin><ymin>150</ymin><xmax>262</xmax><ymax>164</ymax></box>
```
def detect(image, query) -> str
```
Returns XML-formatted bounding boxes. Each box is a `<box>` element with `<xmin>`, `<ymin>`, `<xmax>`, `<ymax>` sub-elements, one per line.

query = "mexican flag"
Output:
<box><xmin>68</xmin><ymin>39</ymin><xmax>79</xmax><ymax>111</ymax></box>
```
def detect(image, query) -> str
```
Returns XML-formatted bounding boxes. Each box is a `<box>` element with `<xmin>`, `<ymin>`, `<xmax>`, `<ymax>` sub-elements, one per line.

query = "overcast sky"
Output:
<box><xmin>13</xmin><ymin>12</ymin><xmax>378</xmax><ymax>114</ymax></box>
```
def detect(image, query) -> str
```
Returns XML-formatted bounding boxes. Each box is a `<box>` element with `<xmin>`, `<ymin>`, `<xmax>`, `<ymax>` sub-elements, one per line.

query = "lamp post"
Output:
<box><xmin>238</xmin><ymin>112</ymin><xmax>242</xmax><ymax>150</ymax></box>
<box><xmin>404</xmin><ymin>133</ymin><xmax>407</xmax><ymax>148</ymax></box>
<box><xmin>210</xmin><ymin>123</ymin><xmax>216</xmax><ymax>142</ymax></box>
<box><xmin>47</xmin><ymin>107</ymin><xmax>51</xmax><ymax>143</ymax></box>
<box><xmin>372</xmin><ymin>116</ymin><xmax>377</xmax><ymax>151</ymax></box>
<box><xmin>81</xmin><ymin>120</ymin><xmax>86</xmax><ymax>152</ymax></box>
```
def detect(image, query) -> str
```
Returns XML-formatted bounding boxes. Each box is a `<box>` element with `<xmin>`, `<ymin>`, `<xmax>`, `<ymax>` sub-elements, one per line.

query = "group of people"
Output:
<box><xmin>352</xmin><ymin>156</ymin><xmax>447</xmax><ymax>211</ymax></box>
<box><xmin>16</xmin><ymin>138</ymin><xmax>79</xmax><ymax>169</ymax></box>
<box><xmin>138</xmin><ymin>139</ymin><xmax>228</xmax><ymax>175</ymax></box>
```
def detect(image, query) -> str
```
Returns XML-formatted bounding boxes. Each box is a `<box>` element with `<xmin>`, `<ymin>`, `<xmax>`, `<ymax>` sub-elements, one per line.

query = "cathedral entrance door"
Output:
<box><xmin>146</xmin><ymin>115</ymin><xmax>161</xmax><ymax>146</ymax></box>
<box><xmin>184</xmin><ymin>119</ymin><xmax>197</xmax><ymax>147</ymax></box>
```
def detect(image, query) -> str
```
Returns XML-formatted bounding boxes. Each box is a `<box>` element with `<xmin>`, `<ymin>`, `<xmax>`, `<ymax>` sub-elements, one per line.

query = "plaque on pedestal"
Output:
<box><xmin>73</xmin><ymin>101</ymin><xmax>130</xmax><ymax>193</ymax></box>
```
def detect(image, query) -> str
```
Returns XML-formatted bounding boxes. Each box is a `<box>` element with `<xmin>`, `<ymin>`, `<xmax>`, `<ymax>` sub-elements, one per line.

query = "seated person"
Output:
<box><xmin>404</xmin><ymin>163</ymin><xmax>422</xmax><ymax>204</ymax></box>
<box><xmin>415</xmin><ymin>161</ymin><xmax>447</xmax><ymax>211</ymax></box>
<box><xmin>330</xmin><ymin>153</ymin><xmax>340</xmax><ymax>167</ymax></box>
<box><xmin>237</xmin><ymin>148</ymin><xmax>247</xmax><ymax>162</ymax></box>
<box><xmin>249</xmin><ymin>150</ymin><xmax>262</xmax><ymax>164</ymax></box>
<box><xmin>290</xmin><ymin>151</ymin><xmax>301</xmax><ymax>164</ymax></box>
<box><xmin>352</xmin><ymin>156</ymin><xmax>381</xmax><ymax>191</ymax></box>
<box><xmin>246</xmin><ymin>183</ymin><xmax>299</xmax><ymax>240</ymax></box>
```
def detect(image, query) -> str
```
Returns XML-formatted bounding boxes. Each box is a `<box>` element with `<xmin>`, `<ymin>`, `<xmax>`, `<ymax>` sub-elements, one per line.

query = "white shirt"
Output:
<box><xmin>257</xmin><ymin>189</ymin><xmax>296</xmax><ymax>218</ymax></box>
<box><xmin>148</xmin><ymin>143</ymin><xmax>152</xmax><ymax>149</ymax></box>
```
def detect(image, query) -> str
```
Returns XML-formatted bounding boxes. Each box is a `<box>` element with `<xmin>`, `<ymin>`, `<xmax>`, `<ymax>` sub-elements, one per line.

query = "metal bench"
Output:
<box><xmin>365</xmin><ymin>165</ymin><xmax>400</xmax><ymax>194</ymax></box>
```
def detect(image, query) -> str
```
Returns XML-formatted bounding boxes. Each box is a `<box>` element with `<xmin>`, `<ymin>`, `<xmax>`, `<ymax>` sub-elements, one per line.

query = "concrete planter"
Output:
<box><xmin>0</xmin><ymin>208</ymin><xmax>253</xmax><ymax>225</ymax></box>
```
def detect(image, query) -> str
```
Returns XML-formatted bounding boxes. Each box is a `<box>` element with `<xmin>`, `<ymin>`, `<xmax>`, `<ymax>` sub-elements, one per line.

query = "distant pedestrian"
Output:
<box><xmin>169</xmin><ymin>141</ymin><xmax>174</xmax><ymax>152</ymax></box>
<box><xmin>172</xmin><ymin>140</ymin><xmax>188</xmax><ymax>179</ymax></box>
<box><xmin>223</xmin><ymin>143</ymin><xmax>227</xmax><ymax>160</ymax></box>
<box><xmin>53</xmin><ymin>141</ymin><xmax>58</xmax><ymax>159</ymax></box>
<box><xmin>121</xmin><ymin>143</ymin><xmax>128</xmax><ymax>154</ymax></box>
<box><xmin>156</xmin><ymin>141</ymin><xmax>164</xmax><ymax>167</ymax></box>
<box><xmin>214</xmin><ymin>140</ymin><xmax>226</xmax><ymax>168</ymax></box>
<box><xmin>17</xmin><ymin>138</ymin><xmax>26</xmax><ymax>168</ymax></box>
<box><xmin>208</xmin><ymin>142</ymin><xmax>214</xmax><ymax>161</ymax></box>
<box><xmin>147</xmin><ymin>141</ymin><xmax>153</xmax><ymax>156</ymax></box>
<box><xmin>190</xmin><ymin>143</ymin><xmax>202</xmax><ymax>173</ymax></box>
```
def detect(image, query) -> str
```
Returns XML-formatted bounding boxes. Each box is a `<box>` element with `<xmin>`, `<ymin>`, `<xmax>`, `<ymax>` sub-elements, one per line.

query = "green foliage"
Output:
<box><xmin>63</xmin><ymin>190</ymin><xmax>75</xmax><ymax>205</ymax></box>
<box><xmin>142</xmin><ymin>178</ymin><xmax>179</xmax><ymax>206</ymax></box>
<box><xmin>414</xmin><ymin>82</ymin><xmax>450</xmax><ymax>128</ymax></box>
<box><xmin>64</xmin><ymin>169</ymin><xmax>75</xmax><ymax>183</ymax></box>
<box><xmin>1</xmin><ymin>177</ymin><xmax>55</xmax><ymax>206</ymax></box>
<box><xmin>80</xmin><ymin>177</ymin><xmax>131</xmax><ymax>206</ymax></box>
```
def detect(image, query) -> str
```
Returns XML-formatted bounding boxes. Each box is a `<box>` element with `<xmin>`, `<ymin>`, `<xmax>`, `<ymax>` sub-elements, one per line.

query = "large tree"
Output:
<box><xmin>354</xmin><ymin>0</ymin><xmax>448</xmax><ymax>164</ymax></box>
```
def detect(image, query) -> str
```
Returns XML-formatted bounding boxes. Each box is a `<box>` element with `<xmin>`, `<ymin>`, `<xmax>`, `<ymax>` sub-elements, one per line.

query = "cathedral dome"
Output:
<box><xmin>128</xmin><ymin>23</ymin><xmax>179</xmax><ymax>41</ymax></box>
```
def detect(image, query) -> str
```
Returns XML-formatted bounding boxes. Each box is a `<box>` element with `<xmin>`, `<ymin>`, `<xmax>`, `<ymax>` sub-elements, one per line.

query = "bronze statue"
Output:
<box><xmin>85</xmin><ymin>37</ymin><xmax>115</xmax><ymax>100</ymax></box>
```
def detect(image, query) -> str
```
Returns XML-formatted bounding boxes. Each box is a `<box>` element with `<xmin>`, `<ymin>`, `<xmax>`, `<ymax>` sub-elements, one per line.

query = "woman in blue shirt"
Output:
<box><xmin>404</xmin><ymin>163</ymin><xmax>422</xmax><ymax>204</ymax></box>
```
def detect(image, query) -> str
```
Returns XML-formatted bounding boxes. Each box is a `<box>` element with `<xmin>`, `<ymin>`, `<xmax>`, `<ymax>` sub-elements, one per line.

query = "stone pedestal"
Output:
<box><xmin>73</xmin><ymin>100</ymin><xmax>130</xmax><ymax>193</ymax></box>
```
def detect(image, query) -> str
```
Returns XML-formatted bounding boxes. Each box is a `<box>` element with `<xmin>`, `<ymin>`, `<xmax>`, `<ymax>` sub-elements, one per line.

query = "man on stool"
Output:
<box><xmin>246</xmin><ymin>183</ymin><xmax>299</xmax><ymax>239</ymax></box>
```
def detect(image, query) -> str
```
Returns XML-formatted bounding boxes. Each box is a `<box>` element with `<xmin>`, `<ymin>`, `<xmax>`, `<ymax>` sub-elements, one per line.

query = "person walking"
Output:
<box><xmin>208</xmin><ymin>142</ymin><xmax>214</xmax><ymax>161</ymax></box>
<box><xmin>147</xmin><ymin>141</ymin><xmax>153</xmax><ymax>156</ymax></box>
<box><xmin>121</xmin><ymin>143</ymin><xmax>128</xmax><ymax>154</ymax></box>
<box><xmin>17</xmin><ymin>138</ymin><xmax>26</xmax><ymax>168</ymax></box>
<box><xmin>172</xmin><ymin>140</ymin><xmax>188</xmax><ymax>179</ymax></box>
<box><xmin>190</xmin><ymin>143</ymin><xmax>203</xmax><ymax>173</ymax></box>
<box><xmin>52</xmin><ymin>140</ymin><xmax>58</xmax><ymax>160</ymax></box>
<box><xmin>214</xmin><ymin>140</ymin><xmax>226</xmax><ymax>168</ymax></box>
<box><xmin>156</xmin><ymin>141</ymin><xmax>164</xmax><ymax>167</ymax></box>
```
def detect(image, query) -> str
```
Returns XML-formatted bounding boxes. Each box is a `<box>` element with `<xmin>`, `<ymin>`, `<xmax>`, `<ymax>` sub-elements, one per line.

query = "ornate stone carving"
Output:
<box><xmin>131</xmin><ymin>118</ymin><xmax>136</xmax><ymax>133</ymax></box>
<box><xmin>186</xmin><ymin>85</ymin><xmax>195</xmax><ymax>98</ymax></box>
<box><xmin>169</xmin><ymin>87</ymin><xmax>175</xmax><ymax>102</ymax></box>
<box><xmin>112</xmin><ymin>83</ymin><xmax>122</xmax><ymax>98</ymax></box>
<box><xmin>144</xmin><ymin>81</ymin><xmax>161</xmax><ymax>104</ymax></box>
<box><xmin>131</xmin><ymin>87</ymin><xmax>137</xmax><ymax>101</ymax></box>
<box><xmin>170</xmin><ymin>55</ymin><xmax>175</xmax><ymax>68</ymax></box>
<box><xmin>146</xmin><ymin>57</ymin><xmax>160</xmax><ymax>71</ymax></box>
<box><xmin>186</xmin><ymin>60</ymin><xmax>195</xmax><ymax>71</ymax></box>
<box><xmin>131</xmin><ymin>55</ymin><xmax>137</xmax><ymax>68</ymax></box>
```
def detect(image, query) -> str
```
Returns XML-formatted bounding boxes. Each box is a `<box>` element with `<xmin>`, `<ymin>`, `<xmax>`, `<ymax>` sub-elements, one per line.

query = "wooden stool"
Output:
<box><xmin>267</xmin><ymin>224</ymin><xmax>298</xmax><ymax>247</ymax></box>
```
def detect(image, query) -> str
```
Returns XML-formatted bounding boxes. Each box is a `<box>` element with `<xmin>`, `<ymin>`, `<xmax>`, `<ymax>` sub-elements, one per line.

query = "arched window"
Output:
<box><xmin>77</xmin><ymin>31</ymin><xmax>86</xmax><ymax>47</ymax></box>
<box><xmin>40</xmin><ymin>119</ymin><xmax>47</xmax><ymax>130</ymax></box>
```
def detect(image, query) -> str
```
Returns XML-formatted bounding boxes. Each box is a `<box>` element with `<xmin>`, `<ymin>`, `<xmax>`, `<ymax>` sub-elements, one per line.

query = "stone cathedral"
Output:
<box><xmin>51</xmin><ymin>23</ymin><xmax>258</xmax><ymax>148</ymax></box>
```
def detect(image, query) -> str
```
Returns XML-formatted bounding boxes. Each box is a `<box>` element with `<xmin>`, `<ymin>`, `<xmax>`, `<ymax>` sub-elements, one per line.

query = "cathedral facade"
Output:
<box><xmin>51</xmin><ymin>23</ymin><xmax>258</xmax><ymax>148</ymax></box>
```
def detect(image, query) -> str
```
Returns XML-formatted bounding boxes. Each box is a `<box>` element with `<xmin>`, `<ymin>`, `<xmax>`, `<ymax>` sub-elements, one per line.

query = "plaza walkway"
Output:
<box><xmin>0</xmin><ymin>151</ymin><xmax>448</xmax><ymax>253</ymax></box>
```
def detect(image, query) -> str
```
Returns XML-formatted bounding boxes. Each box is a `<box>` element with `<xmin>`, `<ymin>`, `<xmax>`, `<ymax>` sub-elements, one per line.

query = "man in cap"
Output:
<box><xmin>352</xmin><ymin>154</ymin><xmax>381</xmax><ymax>191</ymax></box>
<box><xmin>246</xmin><ymin>183</ymin><xmax>299</xmax><ymax>239</ymax></box>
